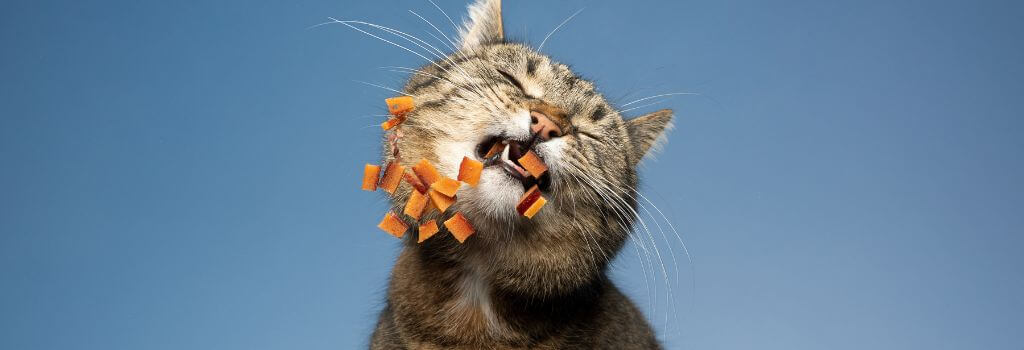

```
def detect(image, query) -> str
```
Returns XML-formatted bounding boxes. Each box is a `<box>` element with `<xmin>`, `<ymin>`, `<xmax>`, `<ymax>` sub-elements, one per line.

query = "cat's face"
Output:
<box><xmin>384</xmin><ymin>0</ymin><xmax>672</xmax><ymax>297</ymax></box>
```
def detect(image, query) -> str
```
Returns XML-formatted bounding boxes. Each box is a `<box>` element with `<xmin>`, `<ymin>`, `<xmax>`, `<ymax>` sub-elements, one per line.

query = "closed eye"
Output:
<box><xmin>574</xmin><ymin>128</ymin><xmax>603</xmax><ymax>141</ymax></box>
<box><xmin>496</xmin><ymin>69</ymin><xmax>526</xmax><ymax>92</ymax></box>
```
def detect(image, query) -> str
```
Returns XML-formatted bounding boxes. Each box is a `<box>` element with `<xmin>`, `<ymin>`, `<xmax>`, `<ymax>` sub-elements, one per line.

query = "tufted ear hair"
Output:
<box><xmin>458</xmin><ymin>0</ymin><xmax>504</xmax><ymax>51</ymax></box>
<box><xmin>626</xmin><ymin>109</ymin><xmax>674</xmax><ymax>164</ymax></box>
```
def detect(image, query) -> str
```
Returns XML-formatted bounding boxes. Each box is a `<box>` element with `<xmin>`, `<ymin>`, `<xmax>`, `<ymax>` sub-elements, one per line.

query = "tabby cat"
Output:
<box><xmin>368</xmin><ymin>0</ymin><xmax>672</xmax><ymax>348</ymax></box>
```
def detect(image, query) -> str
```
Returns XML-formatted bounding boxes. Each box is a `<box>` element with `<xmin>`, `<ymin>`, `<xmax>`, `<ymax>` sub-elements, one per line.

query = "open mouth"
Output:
<box><xmin>475</xmin><ymin>133</ymin><xmax>551</xmax><ymax>192</ymax></box>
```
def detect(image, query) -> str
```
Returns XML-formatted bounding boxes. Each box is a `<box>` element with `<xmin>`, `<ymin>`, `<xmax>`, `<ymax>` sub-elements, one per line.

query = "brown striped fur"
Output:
<box><xmin>369</xmin><ymin>1</ymin><xmax>673</xmax><ymax>348</ymax></box>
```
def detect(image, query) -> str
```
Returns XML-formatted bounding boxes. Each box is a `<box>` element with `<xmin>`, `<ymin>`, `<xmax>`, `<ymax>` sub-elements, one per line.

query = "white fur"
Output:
<box><xmin>639</xmin><ymin>118</ymin><xmax>674</xmax><ymax>164</ymax></box>
<box><xmin>437</xmin><ymin>141</ymin><xmax>476</xmax><ymax>177</ymax></box>
<box><xmin>522</xmin><ymin>79</ymin><xmax>545</xmax><ymax>98</ymax></box>
<box><xmin>458</xmin><ymin>0</ymin><xmax>502</xmax><ymax>50</ymax></box>
<box><xmin>453</xmin><ymin>265</ymin><xmax>501</xmax><ymax>330</ymax></box>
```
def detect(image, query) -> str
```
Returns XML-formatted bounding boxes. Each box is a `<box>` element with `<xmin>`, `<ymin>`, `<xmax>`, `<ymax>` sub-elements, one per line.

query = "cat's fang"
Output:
<box><xmin>502</xmin><ymin>159</ymin><xmax>529</xmax><ymax>178</ymax></box>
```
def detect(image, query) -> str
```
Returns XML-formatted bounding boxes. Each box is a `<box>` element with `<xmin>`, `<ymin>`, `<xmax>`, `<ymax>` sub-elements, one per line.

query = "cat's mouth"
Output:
<box><xmin>475</xmin><ymin>134</ymin><xmax>551</xmax><ymax>192</ymax></box>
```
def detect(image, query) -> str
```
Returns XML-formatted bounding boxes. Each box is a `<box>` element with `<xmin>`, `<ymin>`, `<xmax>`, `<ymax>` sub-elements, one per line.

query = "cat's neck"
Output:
<box><xmin>385</xmin><ymin>245</ymin><xmax>607</xmax><ymax>347</ymax></box>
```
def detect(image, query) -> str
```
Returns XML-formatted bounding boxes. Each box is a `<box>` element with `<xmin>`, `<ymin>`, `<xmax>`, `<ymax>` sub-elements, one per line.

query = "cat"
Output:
<box><xmin>367</xmin><ymin>0</ymin><xmax>672</xmax><ymax>348</ymax></box>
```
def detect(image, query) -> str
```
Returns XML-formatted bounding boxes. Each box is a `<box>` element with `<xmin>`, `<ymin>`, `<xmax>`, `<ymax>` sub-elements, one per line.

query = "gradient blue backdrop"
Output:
<box><xmin>2</xmin><ymin>0</ymin><xmax>1022</xmax><ymax>349</ymax></box>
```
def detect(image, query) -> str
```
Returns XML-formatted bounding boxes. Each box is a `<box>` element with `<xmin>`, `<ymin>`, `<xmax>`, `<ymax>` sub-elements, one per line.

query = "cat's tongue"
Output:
<box><xmin>477</xmin><ymin>133</ymin><xmax>550</xmax><ymax>191</ymax></box>
<box><xmin>500</xmin><ymin>143</ymin><xmax>530</xmax><ymax>178</ymax></box>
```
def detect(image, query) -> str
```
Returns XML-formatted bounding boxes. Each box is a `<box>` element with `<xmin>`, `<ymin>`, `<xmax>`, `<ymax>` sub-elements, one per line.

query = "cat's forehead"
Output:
<box><xmin>456</xmin><ymin>43</ymin><xmax>619</xmax><ymax>124</ymax></box>
<box><xmin>478</xmin><ymin>43</ymin><xmax>576</xmax><ymax>80</ymax></box>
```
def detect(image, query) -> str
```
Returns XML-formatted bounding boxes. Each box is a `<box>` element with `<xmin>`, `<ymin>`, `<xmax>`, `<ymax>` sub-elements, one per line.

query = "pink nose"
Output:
<box><xmin>530</xmin><ymin>111</ymin><xmax>562</xmax><ymax>140</ymax></box>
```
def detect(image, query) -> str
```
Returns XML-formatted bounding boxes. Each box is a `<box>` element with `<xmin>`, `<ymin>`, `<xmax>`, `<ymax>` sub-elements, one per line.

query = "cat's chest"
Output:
<box><xmin>443</xmin><ymin>266</ymin><xmax>505</xmax><ymax>335</ymax></box>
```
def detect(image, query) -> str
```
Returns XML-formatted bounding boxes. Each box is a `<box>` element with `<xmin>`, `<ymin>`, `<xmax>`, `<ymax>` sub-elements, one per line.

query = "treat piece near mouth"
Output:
<box><xmin>474</xmin><ymin>133</ymin><xmax>552</xmax><ymax>192</ymax></box>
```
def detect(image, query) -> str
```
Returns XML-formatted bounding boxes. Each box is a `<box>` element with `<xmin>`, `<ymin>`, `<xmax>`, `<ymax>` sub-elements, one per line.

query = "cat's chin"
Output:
<box><xmin>456</xmin><ymin>167</ymin><xmax>527</xmax><ymax>223</ymax></box>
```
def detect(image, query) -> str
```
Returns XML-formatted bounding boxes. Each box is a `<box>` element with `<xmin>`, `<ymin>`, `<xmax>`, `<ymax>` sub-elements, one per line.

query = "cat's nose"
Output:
<box><xmin>530</xmin><ymin>111</ymin><xmax>562</xmax><ymax>140</ymax></box>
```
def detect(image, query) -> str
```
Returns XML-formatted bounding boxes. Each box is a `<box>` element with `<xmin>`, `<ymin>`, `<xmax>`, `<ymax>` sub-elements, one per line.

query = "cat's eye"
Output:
<box><xmin>577</xmin><ymin>130</ymin><xmax>603</xmax><ymax>141</ymax></box>
<box><xmin>496</xmin><ymin>69</ymin><xmax>526</xmax><ymax>92</ymax></box>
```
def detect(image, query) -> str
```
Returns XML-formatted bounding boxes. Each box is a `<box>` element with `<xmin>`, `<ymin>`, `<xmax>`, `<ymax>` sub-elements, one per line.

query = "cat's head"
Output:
<box><xmin>385</xmin><ymin>0</ymin><xmax>672</xmax><ymax>297</ymax></box>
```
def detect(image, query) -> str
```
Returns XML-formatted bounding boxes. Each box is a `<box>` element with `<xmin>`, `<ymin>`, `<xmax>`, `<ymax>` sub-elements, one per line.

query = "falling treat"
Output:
<box><xmin>403</xmin><ymin>170</ymin><xmax>428</xmax><ymax>194</ymax></box>
<box><xmin>517</xmin><ymin>150</ymin><xmax>548</xmax><ymax>178</ymax></box>
<box><xmin>387</xmin><ymin>131</ymin><xmax>402</xmax><ymax>158</ymax></box>
<box><xmin>444</xmin><ymin>212</ymin><xmax>475</xmax><ymax>243</ymax></box>
<box><xmin>484</xmin><ymin>142</ymin><xmax>505</xmax><ymax>159</ymax></box>
<box><xmin>428</xmin><ymin>189</ymin><xmax>455</xmax><ymax>212</ymax></box>
<box><xmin>424</xmin><ymin>191</ymin><xmax>439</xmax><ymax>213</ymax></box>
<box><xmin>404</xmin><ymin>189</ymin><xmax>429</xmax><ymax>220</ymax></box>
<box><xmin>431</xmin><ymin>177</ymin><xmax>461</xmax><ymax>197</ymax></box>
<box><xmin>381</xmin><ymin>96</ymin><xmax>414</xmax><ymax>130</ymax></box>
<box><xmin>417</xmin><ymin>220</ymin><xmax>439</xmax><ymax>243</ymax></box>
<box><xmin>516</xmin><ymin>184</ymin><xmax>547</xmax><ymax>218</ymax></box>
<box><xmin>385</xmin><ymin>96</ymin><xmax>415</xmax><ymax>116</ymax></box>
<box><xmin>458</xmin><ymin>157</ymin><xmax>483</xmax><ymax>186</ymax></box>
<box><xmin>381</xmin><ymin>116</ymin><xmax>405</xmax><ymax>131</ymax></box>
<box><xmin>362</xmin><ymin>164</ymin><xmax>381</xmax><ymax>191</ymax></box>
<box><xmin>522</xmin><ymin>196</ymin><xmax>547</xmax><ymax>219</ymax></box>
<box><xmin>412</xmin><ymin>159</ymin><xmax>442</xmax><ymax>186</ymax></box>
<box><xmin>379</xmin><ymin>162</ymin><xmax>405</xmax><ymax>194</ymax></box>
<box><xmin>377</xmin><ymin>211</ymin><xmax>408</xmax><ymax>238</ymax></box>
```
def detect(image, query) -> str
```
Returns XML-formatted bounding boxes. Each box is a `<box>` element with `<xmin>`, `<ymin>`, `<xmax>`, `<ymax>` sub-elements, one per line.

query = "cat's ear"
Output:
<box><xmin>458</xmin><ymin>0</ymin><xmax>504</xmax><ymax>51</ymax></box>
<box><xmin>626</xmin><ymin>109</ymin><xmax>674</xmax><ymax>163</ymax></box>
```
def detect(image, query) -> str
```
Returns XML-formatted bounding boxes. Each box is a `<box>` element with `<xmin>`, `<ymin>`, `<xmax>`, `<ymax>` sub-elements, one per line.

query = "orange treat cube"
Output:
<box><xmin>381</xmin><ymin>116</ymin><xmax>405</xmax><ymax>130</ymax></box>
<box><xmin>377</xmin><ymin>211</ymin><xmax>408</xmax><ymax>238</ymax></box>
<box><xmin>362</xmin><ymin>164</ymin><xmax>381</xmax><ymax>191</ymax></box>
<box><xmin>412</xmin><ymin>159</ymin><xmax>442</xmax><ymax>186</ymax></box>
<box><xmin>483</xmin><ymin>142</ymin><xmax>505</xmax><ymax>158</ymax></box>
<box><xmin>458</xmin><ymin>157</ymin><xmax>483</xmax><ymax>186</ymax></box>
<box><xmin>444</xmin><ymin>212</ymin><xmax>475</xmax><ymax>243</ymax></box>
<box><xmin>404</xmin><ymin>189</ymin><xmax>429</xmax><ymax>220</ymax></box>
<box><xmin>428</xmin><ymin>189</ymin><xmax>456</xmax><ymax>212</ymax></box>
<box><xmin>379</xmin><ymin>162</ymin><xmax>405</xmax><ymax>194</ymax></box>
<box><xmin>517</xmin><ymin>150</ymin><xmax>547</xmax><ymax>178</ymax></box>
<box><xmin>431</xmin><ymin>177</ymin><xmax>461</xmax><ymax>197</ymax></box>
<box><xmin>418</xmin><ymin>220</ymin><xmax>439</xmax><ymax>243</ymax></box>
<box><xmin>516</xmin><ymin>185</ymin><xmax>542</xmax><ymax>215</ymax></box>
<box><xmin>424</xmin><ymin>193</ymin><xmax>438</xmax><ymax>213</ymax></box>
<box><xmin>522</xmin><ymin>196</ymin><xmax>547</xmax><ymax>219</ymax></box>
<box><xmin>403</xmin><ymin>170</ymin><xmax>428</xmax><ymax>194</ymax></box>
<box><xmin>385</xmin><ymin>96</ymin><xmax>415</xmax><ymax>117</ymax></box>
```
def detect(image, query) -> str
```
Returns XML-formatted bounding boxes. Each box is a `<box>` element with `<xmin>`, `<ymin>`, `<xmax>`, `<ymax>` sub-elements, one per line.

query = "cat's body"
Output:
<box><xmin>364</xmin><ymin>1</ymin><xmax>671</xmax><ymax>348</ymax></box>
<box><xmin>370</xmin><ymin>248</ymin><xmax>658</xmax><ymax>349</ymax></box>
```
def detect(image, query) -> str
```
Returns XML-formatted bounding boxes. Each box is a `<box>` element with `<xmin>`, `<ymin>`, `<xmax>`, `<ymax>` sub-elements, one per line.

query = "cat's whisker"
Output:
<box><xmin>343</xmin><ymin>20</ymin><xmax>448</xmax><ymax>61</ymax></box>
<box><xmin>324</xmin><ymin>18</ymin><xmax>486</xmax><ymax>99</ymax></box>
<box><xmin>338</xmin><ymin>19</ymin><xmax>486</xmax><ymax>96</ymax></box>
<box><xmin>351</xmin><ymin>12</ymin><xmax>494</xmax><ymax>98</ymax></box>
<box><xmin>589</xmin><ymin>176</ymin><xmax>675</xmax><ymax>313</ymax></box>
<box><xmin>619</xmin><ymin>92</ymin><xmax>700</xmax><ymax>107</ymax></box>
<box><xmin>324</xmin><ymin>18</ymin><xmax>445</xmax><ymax>71</ymax></box>
<box><xmin>567</xmin><ymin>161</ymin><xmax>677</xmax><ymax>332</ymax></box>
<box><xmin>563</xmin><ymin>173</ymin><xmax>612</xmax><ymax>268</ymax></box>
<box><xmin>427</xmin><ymin>0</ymin><xmax>460</xmax><ymax>34</ymax></box>
<box><xmin>619</xmin><ymin>100</ymin><xmax>667</xmax><ymax>114</ymax></box>
<box><xmin>563</xmin><ymin>160</ymin><xmax>661</xmax><ymax>315</ymax></box>
<box><xmin>353</xmin><ymin>80</ymin><xmax>417</xmax><ymax>97</ymax></box>
<box><xmin>612</xmin><ymin>185</ymin><xmax>685</xmax><ymax>328</ymax></box>
<box><xmin>380</xmin><ymin>66</ymin><xmax>480</xmax><ymax>96</ymax></box>
<box><xmin>603</xmin><ymin>182</ymin><xmax>688</xmax><ymax>334</ymax></box>
<box><xmin>422</xmin><ymin>0</ymin><xmax>494</xmax><ymax>97</ymax></box>
<box><xmin>537</xmin><ymin>8</ymin><xmax>585</xmax><ymax>51</ymax></box>
<box><xmin>575</xmin><ymin>185</ymin><xmax>656</xmax><ymax>313</ymax></box>
<box><xmin>563</xmin><ymin>168</ymin><xmax>638</xmax><ymax>268</ymax></box>
<box><xmin>634</xmin><ymin>190</ymin><xmax>697</xmax><ymax>333</ymax></box>
<box><xmin>409</xmin><ymin>10</ymin><xmax>457</xmax><ymax>53</ymax></box>
<box><xmin>635</xmin><ymin>191</ymin><xmax>694</xmax><ymax>284</ymax></box>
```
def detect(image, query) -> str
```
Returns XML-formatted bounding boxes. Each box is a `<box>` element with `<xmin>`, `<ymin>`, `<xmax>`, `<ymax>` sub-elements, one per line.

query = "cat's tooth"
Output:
<box><xmin>503</xmin><ymin>159</ymin><xmax>529</xmax><ymax>178</ymax></box>
<box><xmin>500</xmin><ymin>143</ymin><xmax>511</xmax><ymax>162</ymax></box>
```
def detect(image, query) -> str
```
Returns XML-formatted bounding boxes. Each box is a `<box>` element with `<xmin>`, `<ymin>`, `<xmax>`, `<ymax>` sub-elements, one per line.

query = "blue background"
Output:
<box><xmin>2</xmin><ymin>0</ymin><xmax>1022</xmax><ymax>349</ymax></box>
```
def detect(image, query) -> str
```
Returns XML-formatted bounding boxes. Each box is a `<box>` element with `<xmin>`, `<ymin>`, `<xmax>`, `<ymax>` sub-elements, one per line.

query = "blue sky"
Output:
<box><xmin>1</xmin><ymin>0</ymin><xmax>1022</xmax><ymax>349</ymax></box>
